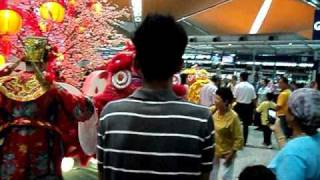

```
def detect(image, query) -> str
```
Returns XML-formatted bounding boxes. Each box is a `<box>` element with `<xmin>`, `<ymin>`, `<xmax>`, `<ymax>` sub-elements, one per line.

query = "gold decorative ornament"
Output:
<box><xmin>0</xmin><ymin>74</ymin><xmax>49</xmax><ymax>102</ymax></box>
<box><xmin>23</xmin><ymin>37</ymin><xmax>48</xmax><ymax>63</ymax></box>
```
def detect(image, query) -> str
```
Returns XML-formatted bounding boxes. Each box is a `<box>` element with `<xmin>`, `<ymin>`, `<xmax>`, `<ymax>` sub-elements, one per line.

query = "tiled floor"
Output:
<box><xmin>232</xmin><ymin>126</ymin><xmax>278</xmax><ymax>179</ymax></box>
<box><xmin>64</xmin><ymin>126</ymin><xmax>279</xmax><ymax>180</ymax></box>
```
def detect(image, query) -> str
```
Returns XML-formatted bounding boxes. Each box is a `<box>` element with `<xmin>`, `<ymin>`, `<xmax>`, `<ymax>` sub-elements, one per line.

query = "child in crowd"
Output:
<box><xmin>210</xmin><ymin>87</ymin><xmax>244</xmax><ymax>180</ymax></box>
<box><xmin>256</xmin><ymin>92</ymin><xmax>276</xmax><ymax>148</ymax></box>
<box><xmin>239</xmin><ymin>165</ymin><xmax>276</xmax><ymax>180</ymax></box>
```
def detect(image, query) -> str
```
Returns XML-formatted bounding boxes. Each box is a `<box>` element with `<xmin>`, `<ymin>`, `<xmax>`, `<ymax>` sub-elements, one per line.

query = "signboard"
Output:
<box><xmin>313</xmin><ymin>10</ymin><xmax>320</xmax><ymax>40</ymax></box>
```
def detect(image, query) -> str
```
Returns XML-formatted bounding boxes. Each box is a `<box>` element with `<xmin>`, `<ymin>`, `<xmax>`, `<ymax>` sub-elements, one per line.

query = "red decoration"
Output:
<box><xmin>0</xmin><ymin>0</ymin><xmax>129</xmax><ymax>88</ymax></box>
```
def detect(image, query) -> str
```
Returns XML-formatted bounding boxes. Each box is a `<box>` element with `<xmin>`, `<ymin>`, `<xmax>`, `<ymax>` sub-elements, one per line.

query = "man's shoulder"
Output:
<box><xmin>101</xmin><ymin>98</ymin><xmax>133</xmax><ymax>113</ymax></box>
<box><xmin>102</xmin><ymin>98</ymin><xmax>211</xmax><ymax>116</ymax></box>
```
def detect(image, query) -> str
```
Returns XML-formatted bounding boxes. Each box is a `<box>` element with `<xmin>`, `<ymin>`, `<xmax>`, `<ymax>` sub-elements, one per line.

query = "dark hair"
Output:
<box><xmin>240</xmin><ymin>72</ymin><xmax>249</xmax><ymax>81</ymax></box>
<box><xmin>239</xmin><ymin>165</ymin><xmax>276</xmax><ymax>180</ymax></box>
<box><xmin>132</xmin><ymin>14</ymin><xmax>188</xmax><ymax>82</ymax></box>
<box><xmin>279</xmin><ymin>76</ymin><xmax>289</xmax><ymax>85</ymax></box>
<box><xmin>211</xmin><ymin>75</ymin><xmax>220</xmax><ymax>83</ymax></box>
<box><xmin>232</xmin><ymin>75</ymin><xmax>238</xmax><ymax>81</ymax></box>
<box><xmin>266</xmin><ymin>92</ymin><xmax>273</xmax><ymax>101</ymax></box>
<box><xmin>180</xmin><ymin>73</ymin><xmax>187</xmax><ymax>85</ymax></box>
<box><xmin>216</xmin><ymin>87</ymin><xmax>234</xmax><ymax>105</ymax></box>
<box><xmin>264</xmin><ymin>78</ymin><xmax>270</xmax><ymax>85</ymax></box>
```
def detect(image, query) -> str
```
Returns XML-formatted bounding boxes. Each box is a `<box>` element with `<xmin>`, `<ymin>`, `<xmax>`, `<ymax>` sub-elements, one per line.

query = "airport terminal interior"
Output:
<box><xmin>1</xmin><ymin>0</ymin><xmax>320</xmax><ymax>180</ymax></box>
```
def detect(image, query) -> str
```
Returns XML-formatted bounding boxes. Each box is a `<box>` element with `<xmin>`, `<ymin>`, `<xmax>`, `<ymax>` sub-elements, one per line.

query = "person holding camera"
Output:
<box><xmin>256</xmin><ymin>92</ymin><xmax>276</xmax><ymax>148</ymax></box>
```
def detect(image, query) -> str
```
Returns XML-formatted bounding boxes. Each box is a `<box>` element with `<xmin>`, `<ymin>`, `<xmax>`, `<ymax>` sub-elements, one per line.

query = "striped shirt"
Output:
<box><xmin>97</xmin><ymin>88</ymin><xmax>215</xmax><ymax>180</ymax></box>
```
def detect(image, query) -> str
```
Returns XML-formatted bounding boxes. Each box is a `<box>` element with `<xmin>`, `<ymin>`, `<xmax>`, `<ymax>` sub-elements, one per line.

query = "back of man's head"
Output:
<box><xmin>280</xmin><ymin>76</ymin><xmax>289</xmax><ymax>85</ymax></box>
<box><xmin>240</xmin><ymin>72</ymin><xmax>249</xmax><ymax>81</ymax></box>
<box><xmin>211</xmin><ymin>75</ymin><xmax>220</xmax><ymax>83</ymax></box>
<box><xmin>132</xmin><ymin>14</ymin><xmax>188</xmax><ymax>82</ymax></box>
<box><xmin>239</xmin><ymin>165</ymin><xmax>276</xmax><ymax>180</ymax></box>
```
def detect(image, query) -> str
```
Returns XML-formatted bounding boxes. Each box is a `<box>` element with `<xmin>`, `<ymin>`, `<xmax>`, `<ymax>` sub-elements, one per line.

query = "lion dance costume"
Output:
<box><xmin>185</xmin><ymin>69</ymin><xmax>210</xmax><ymax>104</ymax></box>
<box><xmin>0</xmin><ymin>37</ymin><xmax>94</xmax><ymax>180</ymax></box>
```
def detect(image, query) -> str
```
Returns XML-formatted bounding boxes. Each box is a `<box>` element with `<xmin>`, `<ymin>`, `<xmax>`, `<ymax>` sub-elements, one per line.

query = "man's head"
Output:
<box><xmin>240</xmin><ymin>72</ymin><xmax>249</xmax><ymax>82</ymax></box>
<box><xmin>266</xmin><ymin>92</ymin><xmax>273</xmax><ymax>101</ymax></box>
<box><xmin>132</xmin><ymin>14</ymin><xmax>188</xmax><ymax>83</ymax></box>
<box><xmin>211</xmin><ymin>75</ymin><xmax>221</xmax><ymax>87</ymax></box>
<box><xmin>278</xmin><ymin>76</ymin><xmax>289</xmax><ymax>90</ymax></box>
<box><xmin>231</xmin><ymin>75</ymin><xmax>238</xmax><ymax>84</ymax></box>
<box><xmin>263</xmin><ymin>78</ymin><xmax>270</xmax><ymax>86</ymax></box>
<box><xmin>215</xmin><ymin>87</ymin><xmax>234</xmax><ymax>109</ymax></box>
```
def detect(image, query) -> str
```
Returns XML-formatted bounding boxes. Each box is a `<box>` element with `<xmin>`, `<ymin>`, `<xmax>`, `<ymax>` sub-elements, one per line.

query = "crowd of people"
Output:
<box><xmin>0</xmin><ymin>14</ymin><xmax>320</xmax><ymax>180</ymax></box>
<box><xmin>96</xmin><ymin>14</ymin><xmax>320</xmax><ymax>180</ymax></box>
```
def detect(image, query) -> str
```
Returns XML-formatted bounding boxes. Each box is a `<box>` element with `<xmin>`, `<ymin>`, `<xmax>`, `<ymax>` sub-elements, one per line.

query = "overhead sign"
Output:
<box><xmin>313</xmin><ymin>10</ymin><xmax>320</xmax><ymax>40</ymax></box>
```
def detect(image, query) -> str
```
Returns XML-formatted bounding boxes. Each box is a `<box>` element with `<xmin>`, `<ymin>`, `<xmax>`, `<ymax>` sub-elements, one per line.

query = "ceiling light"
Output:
<box><xmin>250</xmin><ymin>0</ymin><xmax>273</xmax><ymax>34</ymax></box>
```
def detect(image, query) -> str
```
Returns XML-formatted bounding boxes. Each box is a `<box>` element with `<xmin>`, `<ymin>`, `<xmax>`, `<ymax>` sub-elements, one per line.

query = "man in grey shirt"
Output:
<box><xmin>97</xmin><ymin>14</ymin><xmax>214</xmax><ymax>180</ymax></box>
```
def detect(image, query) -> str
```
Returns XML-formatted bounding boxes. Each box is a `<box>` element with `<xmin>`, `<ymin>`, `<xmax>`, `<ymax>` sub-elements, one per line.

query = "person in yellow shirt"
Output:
<box><xmin>210</xmin><ymin>87</ymin><xmax>244</xmax><ymax>180</ymax></box>
<box><xmin>276</xmin><ymin>77</ymin><xmax>292</xmax><ymax>138</ymax></box>
<box><xmin>256</xmin><ymin>93</ymin><xmax>276</xmax><ymax>148</ymax></box>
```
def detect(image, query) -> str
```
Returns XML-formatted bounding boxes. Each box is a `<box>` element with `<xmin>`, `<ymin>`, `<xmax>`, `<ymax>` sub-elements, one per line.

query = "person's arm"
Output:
<box><xmin>54</xmin><ymin>82</ymin><xmax>94</xmax><ymax>122</ymax></box>
<box><xmin>276</xmin><ymin>93</ymin><xmax>286</xmax><ymax>111</ymax></box>
<box><xmin>225</xmin><ymin>116</ymin><xmax>244</xmax><ymax>165</ymax></box>
<box><xmin>256</xmin><ymin>103</ymin><xmax>263</xmax><ymax>113</ymax></box>
<box><xmin>200</xmin><ymin>114</ymin><xmax>215</xmax><ymax>180</ymax></box>
<box><xmin>272</xmin><ymin>155</ymin><xmax>306</xmax><ymax>180</ymax></box>
<box><xmin>232</xmin><ymin>116</ymin><xmax>244</xmax><ymax>151</ymax></box>
<box><xmin>270</xmin><ymin>118</ymin><xmax>287</xmax><ymax>148</ymax></box>
<box><xmin>233</xmin><ymin>85</ymin><xmax>239</xmax><ymax>101</ymax></box>
<box><xmin>252</xmin><ymin>87</ymin><xmax>257</xmax><ymax>107</ymax></box>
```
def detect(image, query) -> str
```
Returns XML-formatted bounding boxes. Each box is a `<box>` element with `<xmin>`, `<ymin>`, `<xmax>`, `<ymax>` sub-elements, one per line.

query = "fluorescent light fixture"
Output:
<box><xmin>131</xmin><ymin>0</ymin><xmax>142</xmax><ymax>22</ymax></box>
<box><xmin>228</xmin><ymin>44</ymin><xmax>232</xmax><ymax>46</ymax></box>
<box><xmin>262</xmin><ymin>62</ymin><xmax>275</xmax><ymax>66</ymax></box>
<box><xmin>196</xmin><ymin>54</ymin><xmax>211</xmax><ymax>60</ymax></box>
<box><xmin>276</xmin><ymin>71</ymin><xmax>286</xmax><ymax>75</ymax></box>
<box><xmin>276</xmin><ymin>62</ymin><xmax>297</xmax><ymax>67</ymax></box>
<box><xmin>298</xmin><ymin>63</ymin><xmax>314</xmax><ymax>67</ymax></box>
<box><xmin>249</xmin><ymin>0</ymin><xmax>273</xmax><ymax>34</ymax></box>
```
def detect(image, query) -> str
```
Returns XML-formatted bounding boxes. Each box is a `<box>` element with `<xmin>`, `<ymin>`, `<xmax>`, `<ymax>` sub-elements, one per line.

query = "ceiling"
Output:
<box><xmin>186</xmin><ymin>40</ymin><xmax>320</xmax><ymax>55</ymax></box>
<box><xmin>110</xmin><ymin>0</ymin><xmax>316</xmax><ymax>39</ymax></box>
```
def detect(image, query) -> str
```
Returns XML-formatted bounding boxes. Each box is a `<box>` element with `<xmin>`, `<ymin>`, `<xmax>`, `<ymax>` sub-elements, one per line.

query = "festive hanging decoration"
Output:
<box><xmin>0</xmin><ymin>0</ymin><xmax>129</xmax><ymax>88</ymax></box>
<box><xmin>0</xmin><ymin>55</ymin><xmax>5</xmax><ymax>67</ymax></box>
<box><xmin>0</xmin><ymin>9</ymin><xmax>22</xmax><ymax>35</ymax></box>
<box><xmin>39</xmin><ymin>2</ymin><xmax>65</xmax><ymax>23</ymax></box>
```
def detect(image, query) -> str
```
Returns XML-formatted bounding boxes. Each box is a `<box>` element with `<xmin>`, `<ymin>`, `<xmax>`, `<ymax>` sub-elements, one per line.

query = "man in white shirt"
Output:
<box><xmin>200</xmin><ymin>75</ymin><xmax>221</xmax><ymax>107</ymax></box>
<box><xmin>234</xmin><ymin>72</ymin><xmax>257</xmax><ymax>145</ymax></box>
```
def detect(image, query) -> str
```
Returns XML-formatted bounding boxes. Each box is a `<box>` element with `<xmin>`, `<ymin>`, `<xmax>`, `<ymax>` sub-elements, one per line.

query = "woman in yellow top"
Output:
<box><xmin>256</xmin><ymin>92</ymin><xmax>276</xmax><ymax>148</ymax></box>
<box><xmin>210</xmin><ymin>87</ymin><xmax>244</xmax><ymax>180</ymax></box>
